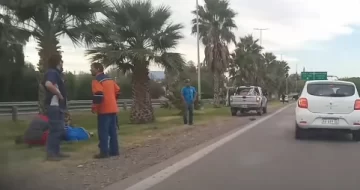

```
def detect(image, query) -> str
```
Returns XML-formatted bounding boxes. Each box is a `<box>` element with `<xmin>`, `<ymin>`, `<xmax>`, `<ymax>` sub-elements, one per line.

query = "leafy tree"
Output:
<box><xmin>341</xmin><ymin>77</ymin><xmax>360</xmax><ymax>95</ymax></box>
<box><xmin>0</xmin><ymin>13</ymin><xmax>30</xmax><ymax>101</ymax></box>
<box><xmin>163</xmin><ymin>62</ymin><xmax>214</xmax><ymax>112</ymax></box>
<box><xmin>73</xmin><ymin>72</ymin><xmax>92</xmax><ymax>100</ymax></box>
<box><xmin>192</xmin><ymin>0</ymin><xmax>237</xmax><ymax>107</ymax></box>
<box><xmin>229</xmin><ymin>34</ymin><xmax>290</xmax><ymax>98</ymax></box>
<box><xmin>1</xmin><ymin>0</ymin><xmax>106</xmax><ymax>113</ymax></box>
<box><xmin>229</xmin><ymin>35</ymin><xmax>263</xmax><ymax>86</ymax></box>
<box><xmin>87</xmin><ymin>0</ymin><xmax>185</xmax><ymax>124</ymax></box>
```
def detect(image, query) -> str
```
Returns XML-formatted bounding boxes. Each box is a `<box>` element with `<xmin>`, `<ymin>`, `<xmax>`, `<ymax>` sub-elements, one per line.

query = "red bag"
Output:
<box><xmin>26</xmin><ymin>130</ymin><xmax>49</xmax><ymax>145</ymax></box>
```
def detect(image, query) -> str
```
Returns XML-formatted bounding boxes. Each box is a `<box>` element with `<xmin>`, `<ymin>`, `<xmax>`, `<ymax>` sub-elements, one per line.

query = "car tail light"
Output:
<box><xmin>298</xmin><ymin>98</ymin><xmax>308</xmax><ymax>109</ymax></box>
<box><xmin>354</xmin><ymin>100</ymin><xmax>360</xmax><ymax>110</ymax></box>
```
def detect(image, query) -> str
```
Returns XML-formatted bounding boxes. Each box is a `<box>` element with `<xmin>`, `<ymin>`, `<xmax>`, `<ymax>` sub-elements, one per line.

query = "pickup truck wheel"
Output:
<box><xmin>231</xmin><ymin>108</ymin><xmax>237</xmax><ymax>116</ymax></box>
<box><xmin>262</xmin><ymin>106</ymin><xmax>267</xmax><ymax>114</ymax></box>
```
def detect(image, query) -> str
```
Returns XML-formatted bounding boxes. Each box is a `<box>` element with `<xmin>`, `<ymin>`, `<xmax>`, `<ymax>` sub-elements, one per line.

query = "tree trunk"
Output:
<box><xmin>130</xmin><ymin>65</ymin><xmax>155</xmax><ymax>124</ymax></box>
<box><xmin>213</xmin><ymin>71</ymin><xmax>221</xmax><ymax>108</ymax></box>
<box><xmin>37</xmin><ymin>37</ymin><xmax>61</xmax><ymax>115</ymax></box>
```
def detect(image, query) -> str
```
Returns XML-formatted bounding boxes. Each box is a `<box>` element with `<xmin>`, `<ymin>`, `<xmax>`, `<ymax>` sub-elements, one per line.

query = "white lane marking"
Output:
<box><xmin>124</xmin><ymin>104</ymin><xmax>293</xmax><ymax>190</ymax></box>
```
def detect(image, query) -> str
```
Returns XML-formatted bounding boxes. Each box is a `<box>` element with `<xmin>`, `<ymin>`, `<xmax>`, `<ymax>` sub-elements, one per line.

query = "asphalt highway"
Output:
<box><xmin>148</xmin><ymin>104</ymin><xmax>360</xmax><ymax>190</ymax></box>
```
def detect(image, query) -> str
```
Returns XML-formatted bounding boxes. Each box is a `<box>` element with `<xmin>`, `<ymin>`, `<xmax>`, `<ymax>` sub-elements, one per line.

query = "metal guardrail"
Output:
<box><xmin>0</xmin><ymin>99</ymin><xmax>213</xmax><ymax>117</ymax></box>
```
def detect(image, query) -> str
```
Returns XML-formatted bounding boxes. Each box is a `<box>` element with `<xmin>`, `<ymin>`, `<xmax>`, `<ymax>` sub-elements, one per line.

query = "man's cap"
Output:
<box><xmin>184</xmin><ymin>79</ymin><xmax>190</xmax><ymax>83</ymax></box>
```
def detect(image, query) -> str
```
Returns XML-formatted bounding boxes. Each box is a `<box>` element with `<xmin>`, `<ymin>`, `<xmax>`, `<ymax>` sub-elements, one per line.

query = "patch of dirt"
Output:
<box><xmin>2</xmin><ymin>106</ymin><xmax>284</xmax><ymax>190</ymax></box>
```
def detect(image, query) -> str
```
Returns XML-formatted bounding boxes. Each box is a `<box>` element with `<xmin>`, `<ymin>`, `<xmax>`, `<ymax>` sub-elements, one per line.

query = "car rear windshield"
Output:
<box><xmin>235</xmin><ymin>87</ymin><xmax>260</xmax><ymax>96</ymax></box>
<box><xmin>307</xmin><ymin>83</ymin><xmax>355</xmax><ymax>97</ymax></box>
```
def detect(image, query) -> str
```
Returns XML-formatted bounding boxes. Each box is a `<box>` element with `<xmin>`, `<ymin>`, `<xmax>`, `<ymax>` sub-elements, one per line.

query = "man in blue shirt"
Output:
<box><xmin>43</xmin><ymin>54</ymin><xmax>68</xmax><ymax>161</ymax></box>
<box><xmin>181</xmin><ymin>79</ymin><xmax>197</xmax><ymax>125</ymax></box>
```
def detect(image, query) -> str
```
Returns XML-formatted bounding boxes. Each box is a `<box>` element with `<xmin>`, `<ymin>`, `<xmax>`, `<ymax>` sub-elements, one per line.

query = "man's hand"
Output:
<box><xmin>57</xmin><ymin>94</ymin><xmax>64</xmax><ymax>100</ymax></box>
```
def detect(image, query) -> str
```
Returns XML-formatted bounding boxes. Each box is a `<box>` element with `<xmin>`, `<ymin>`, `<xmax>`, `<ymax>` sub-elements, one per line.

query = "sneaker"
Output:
<box><xmin>57</xmin><ymin>153</ymin><xmax>70</xmax><ymax>158</ymax></box>
<box><xmin>46</xmin><ymin>156</ymin><xmax>63</xmax><ymax>161</ymax></box>
<box><xmin>110</xmin><ymin>153</ymin><xmax>119</xmax><ymax>157</ymax></box>
<box><xmin>93</xmin><ymin>153</ymin><xmax>109</xmax><ymax>159</ymax></box>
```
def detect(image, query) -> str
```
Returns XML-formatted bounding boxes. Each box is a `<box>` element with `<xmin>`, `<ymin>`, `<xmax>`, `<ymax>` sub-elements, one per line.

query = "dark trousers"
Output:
<box><xmin>183</xmin><ymin>103</ymin><xmax>194</xmax><ymax>125</ymax></box>
<box><xmin>97</xmin><ymin>113</ymin><xmax>119</xmax><ymax>156</ymax></box>
<box><xmin>46</xmin><ymin>106</ymin><xmax>65</xmax><ymax>157</ymax></box>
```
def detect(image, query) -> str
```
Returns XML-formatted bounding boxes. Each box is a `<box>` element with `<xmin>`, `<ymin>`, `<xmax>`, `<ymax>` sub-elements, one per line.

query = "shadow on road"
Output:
<box><xmin>299</xmin><ymin>132</ymin><xmax>354</xmax><ymax>143</ymax></box>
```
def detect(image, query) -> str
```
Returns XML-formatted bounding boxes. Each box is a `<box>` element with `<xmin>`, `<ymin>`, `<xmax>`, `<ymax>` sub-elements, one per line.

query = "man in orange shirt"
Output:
<box><xmin>90</xmin><ymin>63</ymin><xmax>120</xmax><ymax>159</ymax></box>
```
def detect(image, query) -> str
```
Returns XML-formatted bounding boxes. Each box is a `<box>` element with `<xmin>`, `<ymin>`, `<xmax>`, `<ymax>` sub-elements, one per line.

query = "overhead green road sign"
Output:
<box><xmin>301</xmin><ymin>72</ymin><xmax>327</xmax><ymax>81</ymax></box>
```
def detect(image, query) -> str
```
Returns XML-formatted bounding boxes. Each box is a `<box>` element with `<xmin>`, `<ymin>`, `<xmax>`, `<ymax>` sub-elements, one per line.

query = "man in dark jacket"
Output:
<box><xmin>43</xmin><ymin>54</ymin><xmax>68</xmax><ymax>161</ymax></box>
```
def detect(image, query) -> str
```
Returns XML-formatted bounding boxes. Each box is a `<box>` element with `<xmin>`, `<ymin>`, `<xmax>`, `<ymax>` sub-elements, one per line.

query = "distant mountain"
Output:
<box><xmin>149</xmin><ymin>71</ymin><xmax>165</xmax><ymax>80</ymax></box>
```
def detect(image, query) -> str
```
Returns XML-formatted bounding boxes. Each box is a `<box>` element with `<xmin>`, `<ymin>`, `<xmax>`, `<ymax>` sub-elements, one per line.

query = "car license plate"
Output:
<box><xmin>241</xmin><ymin>105</ymin><xmax>248</xmax><ymax>108</ymax></box>
<box><xmin>322</xmin><ymin>119</ymin><xmax>339</xmax><ymax>125</ymax></box>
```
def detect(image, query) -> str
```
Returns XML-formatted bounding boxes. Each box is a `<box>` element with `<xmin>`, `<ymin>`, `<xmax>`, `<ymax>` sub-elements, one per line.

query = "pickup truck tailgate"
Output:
<box><xmin>231</xmin><ymin>95</ymin><xmax>258</xmax><ymax>105</ymax></box>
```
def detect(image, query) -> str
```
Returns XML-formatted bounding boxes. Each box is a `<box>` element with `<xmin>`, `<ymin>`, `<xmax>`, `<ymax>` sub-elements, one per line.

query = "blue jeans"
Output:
<box><xmin>97</xmin><ymin>113</ymin><xmax>119</xmax><ymax>156</ymax></box>
<box><xmin>183</xmin><ymin>103</ymin><xmax>194</xmax><ymax>125</ymax></box>
<box><xmin>46</xmin><ymin>106</ymin><xmax>65</xmax><ymax>156</ymax></box>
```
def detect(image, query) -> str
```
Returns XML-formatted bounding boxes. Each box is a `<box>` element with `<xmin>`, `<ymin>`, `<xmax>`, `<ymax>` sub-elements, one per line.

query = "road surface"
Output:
<box><xmin>137</xmin><ymin>104</ymin><xmax>360</xmax><ymax>190</ymax></box>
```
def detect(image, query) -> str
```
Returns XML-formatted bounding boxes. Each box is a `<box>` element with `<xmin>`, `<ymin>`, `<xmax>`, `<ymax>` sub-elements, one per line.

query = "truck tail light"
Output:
<box><xmin>354</xmin><ymin>100</ymin><xmax>360</xmax><ymax>110</ymax></box>
<box><xmin>298</xmin><ymin>98</ymin><xmax>308</xmax><ymax>109</ymax></box>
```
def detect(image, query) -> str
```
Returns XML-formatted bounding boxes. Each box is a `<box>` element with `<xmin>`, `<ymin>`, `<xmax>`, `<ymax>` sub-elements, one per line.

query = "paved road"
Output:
<box><xmin>147</xmin><ymin>104</ymin><xmax>360</xmax><ymax>190</ymax></box>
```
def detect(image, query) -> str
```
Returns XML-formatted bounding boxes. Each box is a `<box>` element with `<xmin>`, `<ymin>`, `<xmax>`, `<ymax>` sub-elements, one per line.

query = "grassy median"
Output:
<box><xmin>0</xmin><ymin>101</ymin><xmax>283</xmax><ymax>168</ymax></box>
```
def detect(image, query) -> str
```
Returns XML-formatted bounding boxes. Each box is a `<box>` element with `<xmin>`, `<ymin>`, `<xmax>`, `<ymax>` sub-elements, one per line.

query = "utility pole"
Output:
<box><xmin>254</xmin><ymin>28</ymin><xmax>268</xmax><ymax>46</ymax></box>
<box><xmin>282</xmin><ymin>54</ymin><xmax>288</xmax><ymax>95</ymax></box>
<box><xmin>295</xmin><ymin>64</ymin><xmax>298</xmax><ymax>93</ymax></box>
<box><xmin>196</xmin><ymin>0</ymin><xmax>201</xmax><ymax>100</ymax></box>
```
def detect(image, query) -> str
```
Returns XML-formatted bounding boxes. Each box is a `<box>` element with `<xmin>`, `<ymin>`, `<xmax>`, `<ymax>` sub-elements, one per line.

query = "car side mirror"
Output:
<box><xmin>263</xmin><ymin>92</ymin><xmax>268</xmax><ymax>96</ymax></box>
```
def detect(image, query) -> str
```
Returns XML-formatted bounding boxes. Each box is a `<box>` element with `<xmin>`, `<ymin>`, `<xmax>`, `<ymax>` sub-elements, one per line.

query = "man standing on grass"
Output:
<box><xmin>90</xmin><ymin>63</ymin><xmax>120</xmax><ymax>159</ymax></box>
<box><xmin>43</xmin><ymin>54</ymin><xmax>68</xmax><ymax>161</ymax></box>
<box><xmin>181</xmin><ymin>79</ymin><xmax>197</xmax><ymax>125</ymax></box>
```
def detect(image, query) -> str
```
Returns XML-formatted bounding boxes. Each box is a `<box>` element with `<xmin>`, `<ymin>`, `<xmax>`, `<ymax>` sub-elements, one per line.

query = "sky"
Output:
<box><xmin>23</xmin><ymin>0</ymin><xmax>360</xmax><ymax>78</ymax></box>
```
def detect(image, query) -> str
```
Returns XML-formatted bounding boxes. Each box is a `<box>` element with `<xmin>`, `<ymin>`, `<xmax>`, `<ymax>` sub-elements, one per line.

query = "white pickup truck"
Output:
<box><xmin>229</xmin><ymin>86</ymin><xmax>268</xmax><ymax>116</ymax></box>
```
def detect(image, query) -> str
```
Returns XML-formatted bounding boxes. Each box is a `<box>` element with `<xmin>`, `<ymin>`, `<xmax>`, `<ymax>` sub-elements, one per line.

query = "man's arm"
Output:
<box><xmin>193</xmin><ymin>87</ymin><xmax>197</xmax><ymax>102</ymax></box>
<box><xmin>91</xmin><ymin>80</ymin><xmax>104</xmax><ymax>113</ymax></box>
<box><xmin>44</xmin><ymin>71</ymin><xmax>63</xmax><ymax>99</ymax></box>
<box><xmin>114</xmin><ymin>81</ymin><xmax>120</xmax><ymax>99</ymax></box>
<box><xmin>180</xmin><ymin>87</ymin><xmax>186</xmax><ymax>103</ymax></box>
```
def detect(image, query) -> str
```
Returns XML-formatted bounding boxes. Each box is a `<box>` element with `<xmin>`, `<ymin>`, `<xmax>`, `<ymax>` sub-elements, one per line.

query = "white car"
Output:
<box><xmin>295</xmin><ymin>80</ymin><xmax>360</xmax><ymax>141</ymax></box>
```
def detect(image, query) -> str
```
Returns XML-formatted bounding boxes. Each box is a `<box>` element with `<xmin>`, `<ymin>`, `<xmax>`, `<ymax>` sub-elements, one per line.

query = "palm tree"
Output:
<box><xmin>191</xmin><ymin>0</ymin><xmax>237</xmax><ymax>108</ymax></box>
<box><xmin>0</xmin><ymin>13</ymin><xmax>30</xmax><ymax>101</ymax></box>
<box><xmin>275</xmin><ymin>60</ymin><xmax>290</xmax><ymax>96</ymax></box>
<box><xmin>262</xmin><ymin>52</ymin><xmax>277</xmax><ymax>95</ymax></box>
<box><xmin>229</xmin><ymin>34</ymin><xmax>291</xmax><ymax>98</ymax></box>
<box><xmin>87</xmin><ymin>0</ymin><xmax>185</xmax><ymax>124</ymax></box>
<box><xmin>229</xmin><ymin>35</ymin><xmax>263</xmax><ymax>85</ymax></box>
<box><xmin>1</xmin><ymin>0</ymin><xmax>106</xmax><ymax>114</ymax></box>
